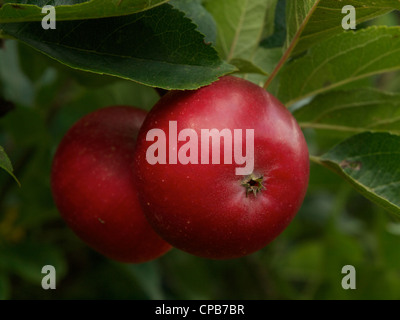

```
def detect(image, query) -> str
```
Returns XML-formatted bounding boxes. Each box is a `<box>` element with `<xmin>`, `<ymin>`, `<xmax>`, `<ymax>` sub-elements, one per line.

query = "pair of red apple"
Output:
<box><xmin>51</xmin><ymin>76</ymin><xmax>310</xmax><ymax>263</ymax></box>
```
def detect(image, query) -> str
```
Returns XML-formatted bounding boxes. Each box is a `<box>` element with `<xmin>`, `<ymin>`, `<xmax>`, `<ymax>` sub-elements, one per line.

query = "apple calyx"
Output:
<box><xmin>241</xmin><ymin>174</ymin><xmax>265</xmax><ymax>197</ymax></box>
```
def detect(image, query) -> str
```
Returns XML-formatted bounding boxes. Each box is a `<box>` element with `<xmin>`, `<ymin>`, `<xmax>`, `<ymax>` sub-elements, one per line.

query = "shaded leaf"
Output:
<box><xmin>285</xmin><ymin>0</ymin><xmax>318</xmax><ymax>50</ymax></box>
<box><xmin>295</xmin><ymin>88</ymin><xmax>400</xmax><ymax>135</ymax></box>
<box><xmin>229</xmin><ymin>58</ymin><xmax>268</xmax><ymax>75</ymax></box>
<box><xmin>239</xmin><ymin>47</ymin><xmax>282</xmax><ymax>86</ymax></box>
<box><xmin>169</xmin><ymin>0</ymin><xmax>217</xmax><ymax>44</ymax></box>
<box><xmin>0</xmin><ymin>146</ymin><xmax>20</xmax><ymax>186</ymax></box>
<box><xmin>0</xmin><ymin>0</ymin><xmax>169</xmax><ymax>23</ymax></box>
<box><xmin>204</xmin><ymin>0</ymin><xmax>274</xmax><ymax>63</ymax></box>
<box><xmin>293</xmin><ymin>0</ymin><xmax>399</xmax><ymax>56</ymax></box>
<box><xmin>1</xmin><ymin>4</ymin><xmax>236</xmax><ymax>90</ymax></box>
<box><xmin>319</xmin><ymin>132</ymin><xmax>400</xmax><ymax>216</ymax></box>
<box><xmin>261</xmin><ymin>0</ymin><xmax>286</xmax><ymax>49</ymax></box>
<box><xmin>278</xmin><ymin>26</ymin><xmax>400</xmax><ymax>106</ymax></box>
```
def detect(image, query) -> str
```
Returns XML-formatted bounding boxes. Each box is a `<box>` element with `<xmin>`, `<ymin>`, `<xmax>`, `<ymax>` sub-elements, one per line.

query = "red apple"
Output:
<box><xmin>134</xmin><ymin>76</ymin><xmax>309</xmax><ymax>259</ymax></box>
<box><xmin>51</xmin><ymin>106</ymin><xmax>171</xmax><ymax>263</ymax></box>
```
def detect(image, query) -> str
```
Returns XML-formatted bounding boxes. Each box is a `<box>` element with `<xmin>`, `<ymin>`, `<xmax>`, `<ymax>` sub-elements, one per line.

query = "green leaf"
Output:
<box><xmin>0</xmin><ymin>4</ymin><xmax>235</xmax><ymax>90</ymax></box>
<box><xmin>277</xmin><ymin>26</ymin><xmax>400</xmax><ymax>106</ymax></box>
<box><xmin>319</xmin><ymin>132</ymin><xmax>400</xmax><ymax>216</ymax></box>
<box><xmin>261</xmin><ymin>0</ymin><xmax>278</xmax><ymax>39</ymax></box>
<box><xmin>295</xmin><ymin>88</ymin><xmax>400</xmax><ymax>135</ymax></box>
<box><xmin>261</xmin><ymin>0</ymin><xmax>286</xmax><ymax>49</ymax></box>
<box><xmin>169</xmin><ymin>0</ymin><xmax>217</xmax><ymax>45</ymax></box>
<box><xmin>253</xmin><ymin>46</ymin><xmax>283</xmax><ymax>74</ymax></box>
<box><xmin>285</xmin><ymin>0</ymin><xmax>318</xmax><ymax>51</ymax></box>
<box><xmin>293</xmin><ymin>0</ymin><xmax>399</xmax><ymax>56</ymax></box>
<box><xmin>0</xmin><ymin>146</ymin><xmax>20</xmax><ymax>186</ymax></box>
<box><xmin>261</xmin><ymin>0</ymin><xmax>278</xmax><ymax>41</ymax></box>
<box><xmin>204</xmin><ymin>0</ymin><xmax>275</xmax><ymax>63</ymax></box>
<box><xmin>229</xmin><ymin>58</ymin><xmax>268</xmax><ymax>75</ymax></box>
<box><xmin>261</xmin><ymin>0</ymin><xmax>319</xmax><ymax>91</ymax></box>
<box><xmin>239</xmin><ymin>47</ymin><xmax>282</xmax><ymax>86</ymax></box>
<box><xmin>0</xmin><ymin>0</ymin><xmax>169</xmax><ymax>23</ymax></box>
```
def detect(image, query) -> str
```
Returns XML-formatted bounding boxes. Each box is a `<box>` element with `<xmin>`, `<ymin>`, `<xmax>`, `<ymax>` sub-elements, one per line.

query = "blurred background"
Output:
<box><xmin>1</xmin><ymin>11</ymin><xmax>400</xmax><ymax>300</ymax></box>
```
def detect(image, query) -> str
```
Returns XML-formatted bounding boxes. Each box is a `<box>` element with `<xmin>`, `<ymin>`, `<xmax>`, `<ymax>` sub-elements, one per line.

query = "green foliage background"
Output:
<box><xmin>0</xmin><ymin>0</ymin><xmax>400</xmax><ymax>300</ymax></box>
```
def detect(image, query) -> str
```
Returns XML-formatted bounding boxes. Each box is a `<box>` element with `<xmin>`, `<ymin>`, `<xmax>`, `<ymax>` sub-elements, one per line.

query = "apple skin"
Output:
<box><xmin>51</xmin><ymin>106</ymin><xmax>172</xmax><ymax>263</ymax></box>
<box><xmin>134</xmin><ymin>76</ymin><xmax>310</xmax><ymax>260</ymax></box>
